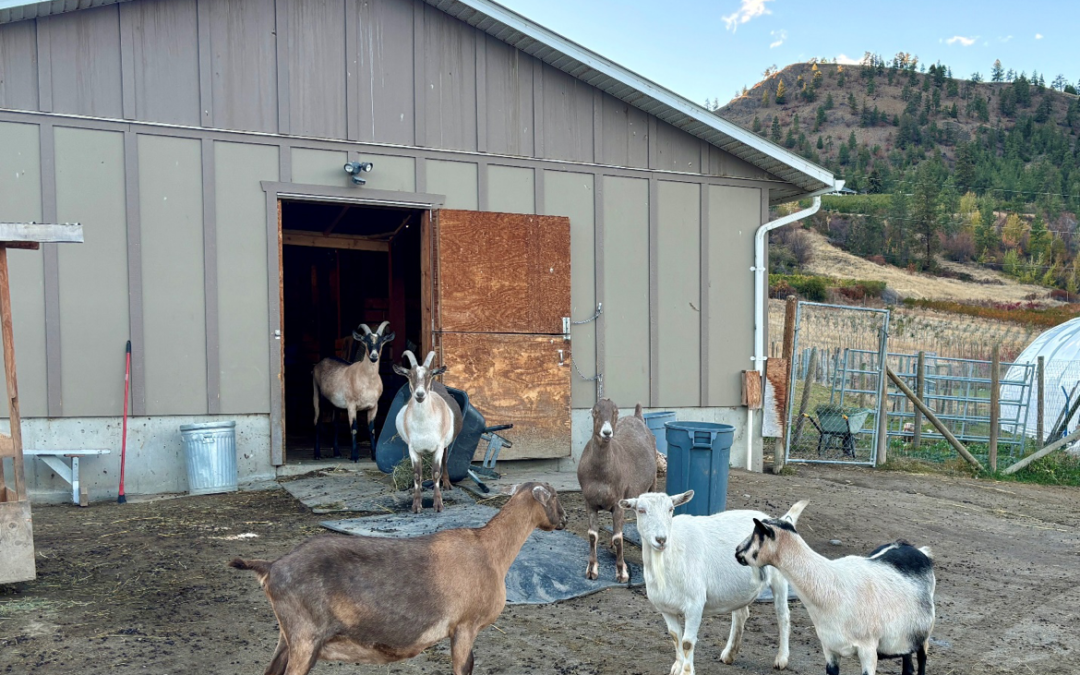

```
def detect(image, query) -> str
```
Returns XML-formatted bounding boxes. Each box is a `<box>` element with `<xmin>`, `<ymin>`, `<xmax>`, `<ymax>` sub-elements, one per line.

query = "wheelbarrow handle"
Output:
<box><xmin>483</xmin><ymin>424</ymin><xmax>514</xmax><ymax>433</ymax></box>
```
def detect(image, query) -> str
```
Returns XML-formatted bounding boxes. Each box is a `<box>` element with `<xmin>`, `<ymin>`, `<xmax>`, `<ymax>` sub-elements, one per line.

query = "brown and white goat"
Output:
<box><xmin>576</xmin><ymin>398</ymin><xmax>657</xmax><ymax>582</ymax></box>
<box><xmin>230</xmin><ymin>481</ymin><xmax>567</xmax><ymax>675</ymax></box>
<box><xmin>393</xmin><ymin>350</ymin><xmax>463</xmax><ymax>513</ymax></box>
<box><xmin>312</xmin><ymin>321</ymin><xmax>394</xmax><ymax>462</ymax></box>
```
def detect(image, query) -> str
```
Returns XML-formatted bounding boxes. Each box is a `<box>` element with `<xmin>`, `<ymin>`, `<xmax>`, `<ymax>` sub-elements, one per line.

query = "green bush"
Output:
<box><xmin>792</xmin><ymin>275</ymin><xmax>829</xmax><ymax>301</ymax></box>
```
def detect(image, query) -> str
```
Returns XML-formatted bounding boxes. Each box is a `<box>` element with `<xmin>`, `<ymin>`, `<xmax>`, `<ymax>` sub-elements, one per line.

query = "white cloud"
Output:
<box><xmin>835</xmin><ymin>53</ymin><xmax>861</xmax><ymax>65</ymax></box>
<box><xmin>999</xmin><ymin>35</ymin><xmax>1014</xmax><ymax>43</ymax></box>
<box><xmin>946</xmin><ymin>35</ymin><xmax>977</xmax><ymax>47</ymax></box>
<box><xmin>722</xmin><ymin>0</ymin><xmax>774</xmax><ymax>32</ymax></box>
<box><xmin>769</xmin><ymin>29</ymin><xmax>787</xmax><ymax>48</ymax></box>
<box><xmin>1035</xmin><ymin>33</ymin><xmax>1044</xmax><ymax>40</ymax></box>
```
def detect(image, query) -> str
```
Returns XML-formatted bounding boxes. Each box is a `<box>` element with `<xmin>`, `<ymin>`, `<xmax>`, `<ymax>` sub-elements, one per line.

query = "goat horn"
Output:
<box><xmin>376</xmin><ymin>321</ymin><xmax>390</xmax><ymax>335</ymax></box>
<box><xmin>423</xmin><ymin>351</ymin><xmax>436</xmax><ymax>368</ymax></box>
<box><xmin>403</xmin><ymin>350</ymin><xmax>418</xmax><ymax>368</ymax></box>
<box><xmin>359</xmin><ymin>324</ymin><xmax>373</xmax><ymax>336</ymax></box>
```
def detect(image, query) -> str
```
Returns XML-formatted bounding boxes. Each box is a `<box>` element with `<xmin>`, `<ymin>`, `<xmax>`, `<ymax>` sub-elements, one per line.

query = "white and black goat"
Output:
<box><xmin>619</xmin><ymin>491</ymin><xmax>803</xmax><ymax>673</ymax></box>
<box><xmin>312</xmin><ymin>321</ymin><xmax>395</xmax><ymax>462</ymax></box>
<box><xmin>393</xmin><ymin>350</ymin><xmax>462</xmax><ymax>514</ymax></box>
<box><xmin>736</xmin><ymin>504</ymin><xmax>936</xmax><ymax>675</ymax></box>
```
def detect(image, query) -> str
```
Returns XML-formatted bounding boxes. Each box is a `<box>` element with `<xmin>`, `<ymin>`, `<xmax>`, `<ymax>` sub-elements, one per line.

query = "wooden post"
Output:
<box><xmin>773</xmin><ymin>297</ymin><xmax>798</xmax><ymax>474</ymax></box>
<box><xmin>791</xmin><ymin>347</ymin><xmax>817</xmax><ymax>450</ymax></box>
<box><xmin>1002</xmin><ymin>426</ymin><xmax>1080</xmax><ymax>475</ymax></box>
<box><xmin>887</xmin><ymin>366</ymin><xmax>984</xmax><ymax>471</ymax></box>
<box><xmin>0</xmin><ymin>247</ymin><xmax>26</xmax><ymax>500</ymax></box>
<box><xmin>1036</xmin><ymin>355</ymin><xmax>1045</xmax><ymax>448</ymax></box>
<box><xmin>876</xmin><ymin>362</ymin><xmax>889</xmax><ymax>466</ymax></box>
<box><xmin>913</xmin><ymin>351</ymin><xmax>925</xmax><ymax>448</ymax></box>
<box><xmin>989</xmin><ymin>345</ymin><xmax>1000</xmax><ymax>473</ymax></box>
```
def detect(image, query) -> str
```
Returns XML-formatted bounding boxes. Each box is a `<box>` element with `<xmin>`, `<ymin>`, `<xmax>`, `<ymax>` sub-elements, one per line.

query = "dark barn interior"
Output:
<box><xmin>280</xmin><ymin>199</ymin><xmax>423</xmax><ymax>462</ymax></box>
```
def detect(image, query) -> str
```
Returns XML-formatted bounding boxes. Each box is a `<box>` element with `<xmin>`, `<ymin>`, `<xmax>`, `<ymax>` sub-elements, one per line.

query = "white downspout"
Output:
<box><xmin>747</xmin><ymin>183</ymin><xmax>842</xmax><ymax>470</ymax></box>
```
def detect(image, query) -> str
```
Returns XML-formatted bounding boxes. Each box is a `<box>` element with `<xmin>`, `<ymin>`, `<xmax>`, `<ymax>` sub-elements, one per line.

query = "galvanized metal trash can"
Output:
<box><xmin>180</xmin><ymin>421</ymin><xmax>238</xmax><ymax>496</ymax></box>
<box><xmin>643</xmin><ymin>411</ymin><xmax>677</xmax><ymax>455</ymax></box>
<box><xmin>664</xmin><ymin>421</ymin><xmax>734</xmax><ymax>516</ymax></box>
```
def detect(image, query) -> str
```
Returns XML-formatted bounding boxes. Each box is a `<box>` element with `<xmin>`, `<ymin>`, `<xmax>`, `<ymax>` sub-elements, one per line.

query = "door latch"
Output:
<box><xmin>558</xmin><ymin>349</ymin><xmax>565</xmax><ymax>366</ymax></box>
<box><xmin>562</xmin><ymin>317</ymin><xmax>571</xmax><ymax>341</ymax></box>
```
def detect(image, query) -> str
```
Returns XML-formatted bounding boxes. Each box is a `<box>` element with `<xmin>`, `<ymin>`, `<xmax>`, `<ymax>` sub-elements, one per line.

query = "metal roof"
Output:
<box><xmin>0</xmin><ymin>0</ymin><xmax>839</xmax><ymax>203</ymax></box>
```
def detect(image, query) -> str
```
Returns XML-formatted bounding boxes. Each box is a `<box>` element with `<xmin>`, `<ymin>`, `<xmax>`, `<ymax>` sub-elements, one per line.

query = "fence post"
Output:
<box><xmin>774</xmin><ymin>296</ymin><xmax>798</xmax><ymax>474</ymax></box>
<box><xmin>989</xmin><ymin>345</ymin><xmax>1000</xmax><ymax>473</ymax></box>
<box><xmin>1036</xmin><ymin>355</ymin><xmax>1045</xmax><ymax>448</ymax></box>
<box><xmin>913</xmin><ymin>351</ymin><xmax>925</xmax><ymax>449</ymax></box>
<box><xmin>877</xmin><ymin>363</ymin><xmax>888</xmax><ymax>466</ymax></box>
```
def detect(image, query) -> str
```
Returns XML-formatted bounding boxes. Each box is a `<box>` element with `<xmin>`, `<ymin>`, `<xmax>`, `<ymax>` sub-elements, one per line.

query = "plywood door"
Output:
<box><xmin>435</xmin><ymin>210</ymin><xmax>571</xmax><ymax>459</ymax></box>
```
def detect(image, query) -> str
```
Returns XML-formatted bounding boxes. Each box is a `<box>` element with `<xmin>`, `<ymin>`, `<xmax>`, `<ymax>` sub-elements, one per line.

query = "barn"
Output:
<box><xmin>0</xmin><ymin>0</ymin><xmax>839</xmax><ymax>501</ymax></box>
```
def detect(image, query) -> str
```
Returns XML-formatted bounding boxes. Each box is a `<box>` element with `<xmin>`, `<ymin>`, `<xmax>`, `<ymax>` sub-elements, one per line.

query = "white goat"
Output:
<box><xmin>618</xmin><ymin>491</ymin><xmax>804</xmax><ymax>674</ymax></box>
<box><xmin>736</xmin><ymin>504</ymin><xmax>936</xmax><ymax>675</ymax></box>
<box><xmin>393</xmin><ymin>350</ymin><xmax>461</xmax><ymax>514</ymax></box>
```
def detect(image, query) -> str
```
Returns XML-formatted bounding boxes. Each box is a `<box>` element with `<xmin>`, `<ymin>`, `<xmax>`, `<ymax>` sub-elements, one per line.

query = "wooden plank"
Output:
<box><xmin>741</xmin><ymin>370</ymin><xmax>762</xmax><ymax>409</ymax></box>
<box><xmin>0</xmin><ymin>432</ymin><xmax>13</xmax><ymax>456</ymax></box>
<box><xmin>0</xmin><ymin>500</ymin><xmax>35</xmax><ymax>583</ymax></box>
<box><xmin>281</xmin><ymin>231</ymin><xmax>389</xmax><ymax>252</ymax></box>
<box><xmin>763</xmin><ymin>357</ymin><xmax>788</xmax><ymax>440</ymax></box>
<box><xmin>0</xmin><ymin>223</ymin><xmax>83</xmax><ymax>243</ymax></box>
<box><xmin>440</xmin><ymin>332</ymin><xmax>570</xmax><ymax>460</ymax></box>
<box><xmin>0</xmin><ymin>247</ymin><xmax>26</xmax><ymax>501</ymax></box>
<box><xmin>1002</xmin><ymin>426</ymin><xmax>1080</xmax><ymax>475</ymax></box>
<box><xmin>437</xmin><ymin>210</ymin><xmax>570</xmax><ymax>334</ymax></box>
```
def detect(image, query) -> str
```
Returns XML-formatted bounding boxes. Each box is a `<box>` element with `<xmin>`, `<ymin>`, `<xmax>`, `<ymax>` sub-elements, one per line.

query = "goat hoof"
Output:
<box><xmin>412</xmin><ymin>500</ymin><xmax>423</xmax><ymax>514</ymax></box>
<box><xmin>773</xmin><ymin>655</ymin><xmax>788</xmax><ymax>670</ymax></box>
<box><xmin>720</xmin><ymin>649</ymin><xmax>735</xmax><ymax>665</ymax></box>
<box><xmin>585</xmin><ymin>564</ymin><xmax>598</xmax><ymax>580</ymax></box>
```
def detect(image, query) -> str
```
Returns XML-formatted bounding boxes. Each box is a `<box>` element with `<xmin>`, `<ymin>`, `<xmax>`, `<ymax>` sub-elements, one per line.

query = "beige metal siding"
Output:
<box><xmin>487</xmin><ymin>165</ymin><xmax>534</xmax><ymax>214</ymax></box>
<box><xmin>421</xmin><ymin>4</ymin><xmax>477</xmax><ymax>151</ymax></box>
<box><xmin>55</xmin><ymin>127</ymin><xmax>129</xmax><ymax>416</ymax></box>
<box><xmin>292</xmin><ymin>147</ymin><xmax>350</xmax><ymax>187</ymax></box>
<box><xmin>657</xmin><ymin>180</ymin><xmax>701</xmax><ymax>406</ymax></box>
<box><xmin>654</xmin><ymin>121</ymin><xmax>702</xmax><ymax>173</ymax></box>
<box><xmin>356</xmin><ymin>0</ymin><xmax>415</xmax><ymax>146</ymax></box>
<box><xmin>127</xmin><ymin>0</ymin><xmax>201</xmax><ymax>126</ymax></box>
<box><xmin>0</xmin><ymin>22</ymin><xmax>39</xmax><ymax>110</ymax></box>
<box><xmin>215</xmin><ymin>141</ymin><xmax>275</xmax><ymax>414</ymax></box>
<box><xmin>45</xmin><ymin>7</ymin><xmax>124</xmax><ymax>118</ymax></box>
<box><xmin>361</xmin><ymin>154</ymin><xmax>416</xmax><ymax>193</ymax></box>
<box><xmin>601</xmin><ymin>175</ymin><xmax>649</xmax><ymax>407</ymax></box>
<box><xmin>482</xmin><ymin>36</ymin><xmax>534</xmax><ymax>157</ymax></box>
<box><xmin>426</xmin><ymin>160</ymin><xmax>477</xmax><ymax>209</ymax></box>
<box><xmin>707</xmin><ymin>185</ymin><xmax>758</xmax><ymax>406</ymax></box>
<box><xmin>0</xmin><ymin>122</ymin><xmax>47</xmax><ymax>417</ymax></box>
<box><xmin>138</xmin><ymin>135</ymin><xmax>208</xmax><ymax>415</ymax></box>
<box><xmin>544</xmin><ymin>170</ymin><xmax>596</xmax><ymax>408</ymax></box>
<box><xmin>541</xmin><ymin>65</ymin><xmax>594</xmax><ymax>163</ymax></box>
<box><xmin>208</xmin><ymin>0</ymin><xmax>278</xmax><ymax>133</ymax></box>
<box><xmin>600</xmin><ymin>93</ymin><xmax>648</xmax><ymax>169</ymax></box>
<box><xmin>288</xmin><ymin>0</ymin><xmax>348</xmax><ymax>139</ymax></box>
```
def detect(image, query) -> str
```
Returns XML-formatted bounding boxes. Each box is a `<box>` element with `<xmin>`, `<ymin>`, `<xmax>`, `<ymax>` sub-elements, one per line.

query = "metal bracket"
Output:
<box><xmin>562</xmin><ymin>316</ymin><xmax>571</xmax><ymax>340</ymax></box>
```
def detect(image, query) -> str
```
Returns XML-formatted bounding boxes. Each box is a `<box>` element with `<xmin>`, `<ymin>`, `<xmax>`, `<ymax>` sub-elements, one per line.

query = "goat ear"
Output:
<box><xmin>753</xmin><ymin>518</ymin><xmax>775</xmax><ymax>539</ymax></box>
<box><xmin>352</xmin><ymin>331</ymin><xmax>365</xmax><ymax>342</ymax></box>
<box><xmin>381</xmin><ymin>332</ymin><xmax>396</xmax><ymax>345</ymax></box>
<box><xmin>531</xmin><ymin>484</ymin><xmax>552</xmax><ymax>504</ymax></box>
<box><xmin>672</xmin><ymin>490</ymin><xmax>694</xmax><ymax>507</ymax></box>
<box><xmin>431</xmin><ymin>365</ymin><xmax>447</xmax><ymax>377</ymax></box>
<box><xmin>618</xmin><ymin>498</ymin><xmax>635</xmax><ymax>510</ymax></box>
<box><xmin>393</xmin><ymin>364</ymin><xmax>409</xmax><ymax>377</ymax></box>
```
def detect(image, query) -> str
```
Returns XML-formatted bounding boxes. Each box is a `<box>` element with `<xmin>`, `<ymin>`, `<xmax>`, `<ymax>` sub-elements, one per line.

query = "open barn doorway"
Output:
<box><xmin>279</xmin><ymin>200</ymin><xmax>425</xmax><ymax>465</ymax></box>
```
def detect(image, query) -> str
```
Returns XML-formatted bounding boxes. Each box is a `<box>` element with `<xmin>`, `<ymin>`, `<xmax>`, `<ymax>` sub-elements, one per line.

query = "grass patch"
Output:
<box><xmin>902</xmin><ymin>299</ymin><xmax>1080</xmax><ymax>328</ymax></box>
<box><xmin>988</xmin><ymin>450</ymin><xmax>1080</xmax><ymax>487</ymax></box>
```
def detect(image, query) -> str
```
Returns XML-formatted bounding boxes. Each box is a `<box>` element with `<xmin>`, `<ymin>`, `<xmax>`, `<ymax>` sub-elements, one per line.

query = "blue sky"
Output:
<box><xmin>498</xmin><ymin>0</ymin><xmax>1079</xmax><ymax>107</ymax></box>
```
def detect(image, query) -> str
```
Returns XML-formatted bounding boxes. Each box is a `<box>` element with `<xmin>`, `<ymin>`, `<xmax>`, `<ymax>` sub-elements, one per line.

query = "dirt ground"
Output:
<box><xmin>2</xmin><ymin>464</ymin><xmax>1078</xmax><ymax>675</ymax></box>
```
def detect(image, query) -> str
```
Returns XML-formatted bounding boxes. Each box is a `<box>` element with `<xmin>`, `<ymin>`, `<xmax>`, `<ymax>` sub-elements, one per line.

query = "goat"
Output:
<box><xmin>312</xmin><ymin>321</ymin><xmax>395</xmax><ymax>462</ymax></box>
<box><xmin>736</xmin><ymin>504</ymin><xmax>936</xmax><ymax>675</ymax></box>
<box><xmin>619</xmin><ymin>491</ymin><xmax>803</xmax><ymax>673</ymax></box>
<box><xmin>231</xmin><ymin>481</ymin><xmax>568</xmax><ymax>675</ymax></box>
<box><xmin>576</xmin><ymin>398</ymin><xmax>656</xmax><ymax>583</ymax></box>
<box><xmin>393</xmin><ymin>350</ymin><xmax>463</xmax><ymax>513</ymax></box>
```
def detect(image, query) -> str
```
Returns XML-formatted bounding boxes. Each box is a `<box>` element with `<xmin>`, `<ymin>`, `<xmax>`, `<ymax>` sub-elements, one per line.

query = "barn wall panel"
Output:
<box><xmin>215</xmin><ymin>141</ymin><xmax>276</xmax><ymax>414</ymax></box>
<box><xmin>653</xmin><ymin>120</ymin><xmax>702</xmax><ymax>174</ymax></box>
<box><xmin>128</xmin><ymin>0</ymin><xmax>201</xmax><ymax>126</ymax></box>
<box><xmin>541</xmin><ymin>65</ymin><xmax>593</xmax><ymax>163</ymax></box>
<box><xmin>0</xmin><ymin>122</ymin><xmax>47</xmax><ymax>418</ymax></box>
<box><xmin>487</xmin><ymin>165</ymin><xmax>534</xmax><ymax>214</ymax></box>
<box><xmin>292</xmin><ymin>147</ymin><xmax>350</xmax><ymax>187</ymax></box>
<box><xmin>426</xmin><ymin>159</ymin><xmax>477</xmax><ymax>210</ymax></box>
<box><xmin>46</xmin><ymin>7</ymin><xmax>123</xmax><ymax>118</ymax></box>
<box><xmin>208</xmin><ymin>0</ymin><xmax>278</xmax><ymax>133</ymax></box>
<box><xmin>707</xmin><ymin>185</ymin><xmax>758</xmax><ymax>406</ymax></box>
<box><xmin>482</xmin><ymin>36</ymin><xmax>533</xmax><ymax>157</ymax></box>
<box><xmin>656</xmin><ymin>180</ymin><xmax>700</xmax><ymax>406</ymax></box>
<box><xmin>288</xmin><ymin>0</ymin><xmax>348</xmax><ymax>139</ymax></box>
<box><xmin>360</xmin><ymin>154</ymin><xmax>415</xmax><ymax>193</ymax></box>
<box><xmin>356</xmin><ymin>0</ymin><xmax>415</xmax><ymax>145</ymax></box>
<box><xmin>0</xmin><ymin>22</ymin><xmax>39</xmax><ymax>110</ymax></box>
<box><xmin>55</xmin><ymin>127</ymin><xmax>129</xmax><ymax>416</ymax></box>
<box><xmin>600</xmin><ymin>93</ymin><xmax>648</xmax><ymax>169</ymax></box>
<box><xmin>601</xmin><ymin>175</ymin><xmax>649</xmax><ymax>407</ymax></box>
<box><xmin>544</xmin><ymin>170</ymin><xmax>596</xmax><ymax>408</ymax></box>
<box><xmin>421</xmin><ymin>4</ymin><xmax>477</xmax><ymax>152</ymax></box>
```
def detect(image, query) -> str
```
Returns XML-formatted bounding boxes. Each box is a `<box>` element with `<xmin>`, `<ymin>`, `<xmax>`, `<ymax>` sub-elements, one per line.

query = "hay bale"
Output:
<box><xmin>391</xmin><ymin>455</ymin><xmax>435</xmax><ymax>490</ymax></box>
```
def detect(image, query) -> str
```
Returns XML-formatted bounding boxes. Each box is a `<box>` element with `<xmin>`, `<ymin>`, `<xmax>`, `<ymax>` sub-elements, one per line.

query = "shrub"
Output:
<box><xmin>791</xmin><ymin>275</ymin><xmax>829</xmax><ymax>301</ymax></box>
<box><xmin>943</xmin><ymin>230</ymin><xmax>976</xmax><ymax>262</ymax></box>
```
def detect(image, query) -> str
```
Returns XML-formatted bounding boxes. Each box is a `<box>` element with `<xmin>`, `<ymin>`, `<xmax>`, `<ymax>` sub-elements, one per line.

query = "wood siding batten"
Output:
<box><xmin>415</xmin><ymin>157</ymin><xmax>427</xmax><ymax>194</ymax></box>
<box><xmin>274</xmin><ymin>0</ymin><xmax>291</xmax><ymax>135</ymax></box>
<box><xmin>648</xmin><ymin>177</ymin><xmax>659</xmax><ymax>406</ymax></box>
<box><xmin>118</xmin><ymin>3</ymin><xmax>136</xmax><ymax>119</ymax></box>
<box><xmin>475</xmin><ymin>35</ymin><xmax>487</xmax><ymax>153</ymax></box>
<box><xmin>196</xmin><ymin>0</ymin><xmax>214</xmax><ymax>127</ymax></box>
<box><xmin>533</xmin><ymin>64</ymin><xmax>544</xmax><ymax>157</ymax></box>
<box><xmin>592</xmin><ymin>89</ymin><xmax>603</xmax><ymax>164</ymax></box>
<box><xmin>699</xmin><ymin>183</ymin><xmax>710</xmax><ymax>405</ymax></box>
<box><xmin>278</xmin><ymin>141</ymin><xmax>292</xmax><ymax>183</ymax></box>
<box><xmin>35</xmin><ymin>18</ymin><xmax>52</xmax><ymax>112</ymax></box>
<box><xmin>593</xmin><ymin>172</ymin><xmax>605</xmax><ymax>401</ymax></box>
<box><xmin>344</xmin><ymin>0</ymin><xmax>359</xmax><ymax>141</ymax></box>
<box><xmin>201</xmin><ymin>138</ymin><xmax>220</xmax><ymax>414</ymax></box>
<box><xmin>647</xmin><ymin>115</ymin><xmax>657</xmax><ymax>169</ymax></box>
<box><xmin>40</xmin><ymin>122</ymin><xmax>60</xmax><ymax>414</ymax></box>
<box><xmin>477</xmin><ymin>159</ymin><xmax>489</xmax><ymax>211</ymax></box>
<box><xmin>124</xmin><ymin>130</ymin><xmax>147</xmax><ymax>416</ymax></box>
<box><xmin>533</xmin><ymin>167</ymin><xmax>544</xmax><ymax>215</ymax></box>
<box><xmin>412</xmin><ymin>4</ymin><xmax>426</xmax><ymax>147</ymax></box>
<box><xmin>266</xmin><ymin>192</ymin><xmax>283</xmax><ymax>465</ymax></box>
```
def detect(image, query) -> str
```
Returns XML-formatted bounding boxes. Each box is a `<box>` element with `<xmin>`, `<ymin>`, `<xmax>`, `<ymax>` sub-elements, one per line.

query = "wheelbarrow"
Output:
<box><xmin>802</xmin><ymin>405</ymin><xmax>874</xmax><ymax>457</ymax></box>
<box><xmin>375</xmin><ymin>383</ymin><xmax>513</xmax><ymax>484</ymax></box>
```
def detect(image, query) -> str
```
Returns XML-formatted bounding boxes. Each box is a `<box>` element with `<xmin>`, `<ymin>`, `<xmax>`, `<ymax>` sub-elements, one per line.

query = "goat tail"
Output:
<box><xmin>229</xmin><ymin>558</ymin><xmax>272</xmax><ymax>576</ymax></box>
<box><xmin>634</xmin><ymin>403</ymin><xmax>644</xmax><ymax>419</ymax></box>
<box><xmin>781</xmin><ymin>499</ymin><xmax>809</xmax><ymax>526</ymax></box>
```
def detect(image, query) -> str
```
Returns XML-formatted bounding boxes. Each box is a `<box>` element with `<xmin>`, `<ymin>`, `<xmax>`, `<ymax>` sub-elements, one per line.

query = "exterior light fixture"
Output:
<box><xmin>344</xmin><ymin>161</ymin><xmax>374</xmax><ymax>185</ymax></box>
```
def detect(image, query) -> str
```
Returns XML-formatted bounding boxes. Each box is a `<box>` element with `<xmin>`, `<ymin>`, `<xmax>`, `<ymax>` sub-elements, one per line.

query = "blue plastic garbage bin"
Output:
<box><xmin>664</xmin><ymin>421</ymin><xmax>734</xmax><ymax>516</ymax></box>
<box><xmin>180</xmin><ymin>421</ymin><xmax>238</xmax><ymax>496</ymax></box>
<box><xmin>643</xmin><ymin>411</ymin><xmax>677</xmax><ymax>456</ymax></box>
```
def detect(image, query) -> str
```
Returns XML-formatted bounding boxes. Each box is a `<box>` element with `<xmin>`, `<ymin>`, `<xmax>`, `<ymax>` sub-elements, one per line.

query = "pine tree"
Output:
<box><xmin>792</xmin><ymin>113</ymin><xmax>800</xmax><ymax>134</ymax></box>
<box><xmin>848</xmin><ymin>130</ymin><xmax>857</xmax><ymax>150</ymax></box>
<box><xmin>911</xmin><ymin>160</ymin><xmax>946</xmax><ymax>269</ymax></box>
<box><xmin>752</xmin><ymin>116</ymin><xmax>762</xmax><ymax>134</ymax></box>
<box><xmin>848</xmin><ymin>92</ymin><xmax>858</xmax><ymax>114</ymax></box>
<box><xmin>770</xmin><ymin>115</ymin><xmax>782</xmax><ymax>141</ymax></box>
<box><xmin>815</xmin><ymin>105</ymin><xmax>826</xmax><ymax>131</ymax></box>
<box><xmin>1028</xmin><ymin>214</ymin><xmax>1049</xmax><ymax>258</ymax></box>
<box><xmin>824</xmin><ymin>92</ymin><xmax>835</xmax><ymax>110</ymax></box>
<box><xmin>816</xmin><ymin>135</ymin><xmax>824</xmax><ymax>150</ymax></box>
<box><xmin>812</xmin><ymin>64</ymin><xmax>822</xmax><ymax>89</ymax></box>
<box><xmin>784</xmin><ymin>127</ymin><xmax>796</xmax><ymax>148</ymax></box>
<box><xmin>1002</xmin><ymin>213</ymin><xmax>1025</xmax><ymax>247</ymax></box>
<box><xmin>761</xmin><ymin>86</ymin><xmax>770</xmax><ymax>107</ymax></box>
<box><xmin>991</xmin><ymin>59</ymin><xmax>1004</xmax><ymax>83</ymax></box>
<box><xmin>775</xmin><ymin>79</ymin><xmax>787</xmax><ymax>104</ymax></box>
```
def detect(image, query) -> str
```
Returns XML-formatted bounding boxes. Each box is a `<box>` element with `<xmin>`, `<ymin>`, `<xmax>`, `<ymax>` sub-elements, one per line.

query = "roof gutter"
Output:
<box><xmin>744</xmin><ymin>181</ymin><xmax>843</xmax><ymax>470</ymax></box>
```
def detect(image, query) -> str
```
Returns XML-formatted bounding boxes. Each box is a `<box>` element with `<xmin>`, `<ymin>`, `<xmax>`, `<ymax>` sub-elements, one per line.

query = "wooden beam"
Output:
<box><xmin>886</xmin><ymin>366</ymin><xmax>984</xmax><ymax>471</ymax></box>
<box><xmin>0</xmin><ymin>223</ymin><xmax>83</xmax><ymax>243</ymax></box>
<box><xmin>0</xmin><ymin>247</ymin><xmax>27</xmax><ymax>500</ymax></box>
<box><xmin>282</xmin><ymin>231</ymin><xmax>389</xmax><ymax>253</ymax></box>
<box><xmin>322</xmin><ymin>205</ymin><xmax>352</xmax><ymax>236</ymax></box>
<box><xmin>1002</xmin><ymin>426</ymin><xmax>1080</xmax><ymax>476</ymax></box>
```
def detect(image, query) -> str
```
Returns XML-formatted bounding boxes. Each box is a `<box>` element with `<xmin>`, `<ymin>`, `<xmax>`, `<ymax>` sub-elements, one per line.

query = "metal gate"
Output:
<box><xmin>784</xmin><ymin>302</ymin><xmax>890</xmax><ymax>466</ymax></box>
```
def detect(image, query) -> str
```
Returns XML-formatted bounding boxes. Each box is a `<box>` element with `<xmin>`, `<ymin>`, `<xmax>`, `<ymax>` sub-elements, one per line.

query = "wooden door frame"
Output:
<box><xmin>260</xmin><ymin>182</ymin><xmax>445</xmax><ymax>466</ymax></box>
